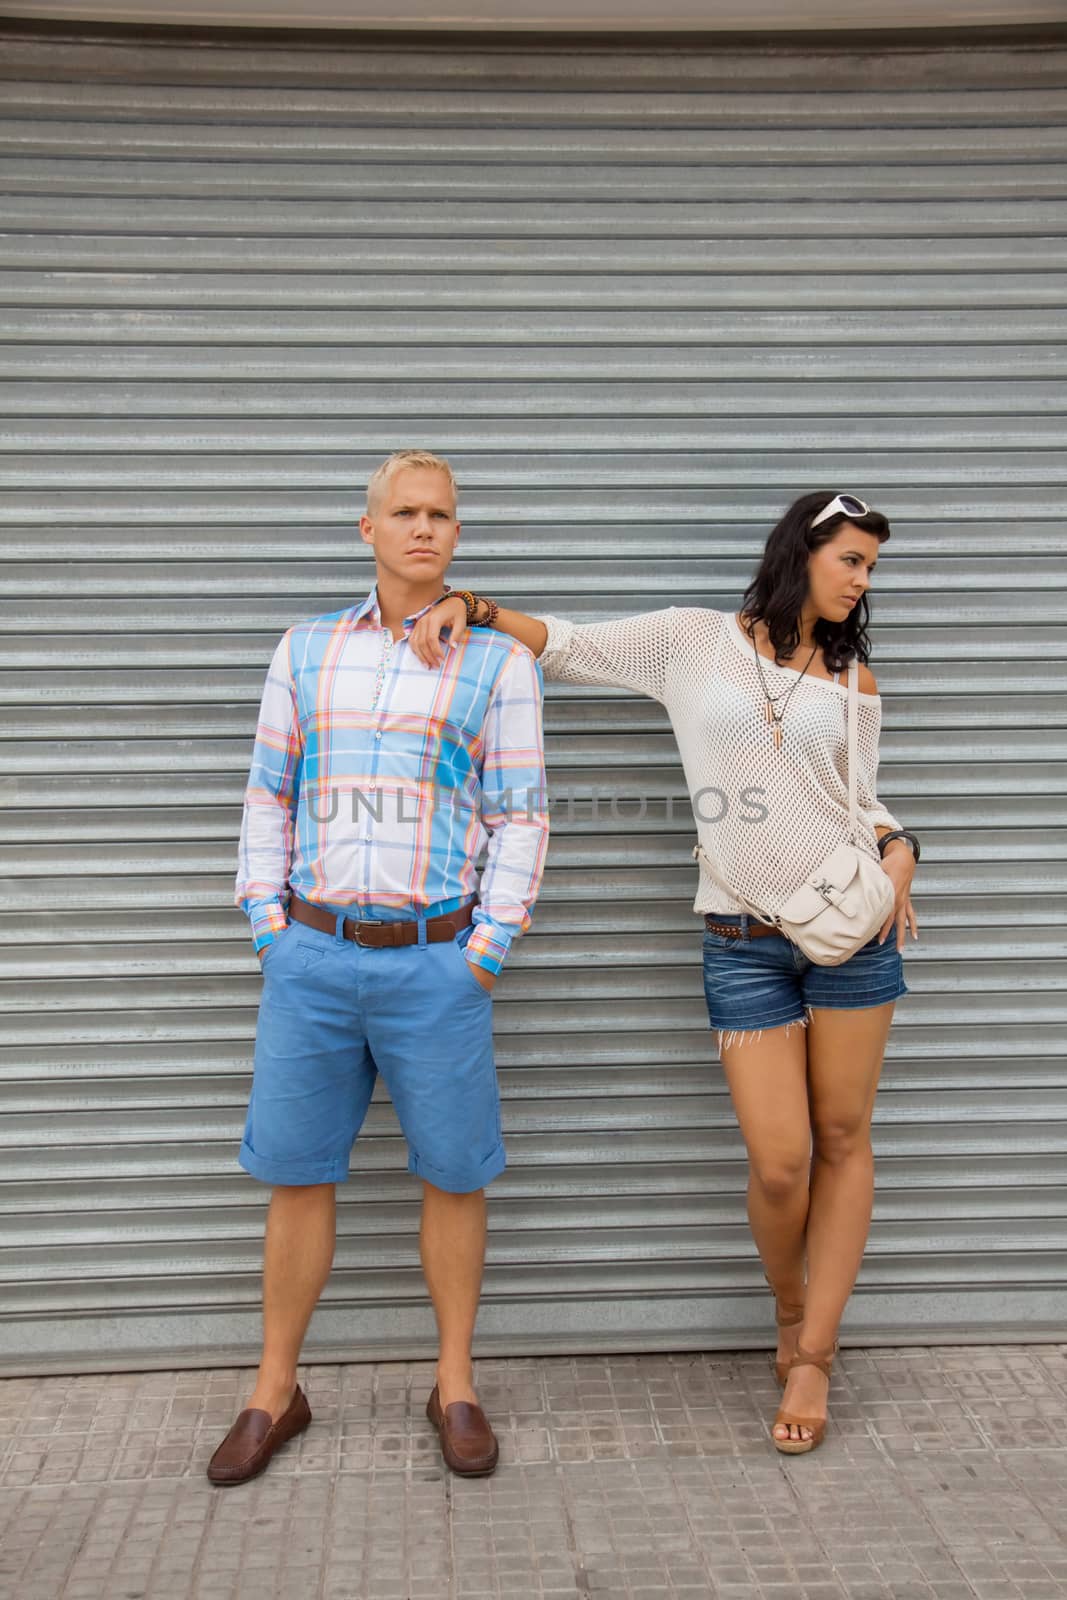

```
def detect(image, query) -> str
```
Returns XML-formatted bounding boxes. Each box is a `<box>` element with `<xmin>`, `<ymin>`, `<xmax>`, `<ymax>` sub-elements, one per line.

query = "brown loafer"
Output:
<box><xmin>426</xmin><ymin>1385</ymin><xmax>499</xmax><ymax>1476</ymax></box>
<box><xmin>206</xmin><ymin>1384</ymin><xmax>311</xmax><ymax>1486</ymax></box>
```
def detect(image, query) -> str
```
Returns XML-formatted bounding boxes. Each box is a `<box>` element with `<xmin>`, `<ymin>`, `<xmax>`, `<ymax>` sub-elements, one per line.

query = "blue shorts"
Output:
<box><xmin>239</xmin><ymin>904</ymin><xmax>503</xmax><ymax>1194</ymax></box>
<box><xmin>702</xmin><ymin>912</ymin><xmax>909</xmax><ymax>1040</ymax></box>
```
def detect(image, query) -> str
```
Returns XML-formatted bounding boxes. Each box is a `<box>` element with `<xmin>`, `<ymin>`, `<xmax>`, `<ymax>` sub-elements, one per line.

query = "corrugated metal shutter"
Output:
<box><xmin>1</xmin><ymin>24</ymin><xmax>1064</xmax><ymax>1375</ymax></box>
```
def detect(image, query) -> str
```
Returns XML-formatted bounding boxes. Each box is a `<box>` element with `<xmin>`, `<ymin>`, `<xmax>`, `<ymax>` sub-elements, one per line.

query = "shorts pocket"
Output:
<box><xmin>260</xmin><ymin>925</ymin><xmax>293</xmax><ymax>970</ymax></box>
<box><xmin>448</xmin><ymin>933</ymin><xmax>493</xmax><ymax>999</ymax></box>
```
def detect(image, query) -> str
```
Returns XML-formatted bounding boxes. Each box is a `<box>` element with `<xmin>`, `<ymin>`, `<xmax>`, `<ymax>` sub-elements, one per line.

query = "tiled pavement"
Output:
<box><xmin>1</xmin><ymin>1346</ymin><xmax>1065</xmax><ymax>1600</ymax></box>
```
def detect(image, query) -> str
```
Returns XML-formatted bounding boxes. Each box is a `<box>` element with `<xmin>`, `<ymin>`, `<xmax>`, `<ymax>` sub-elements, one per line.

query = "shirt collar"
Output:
<box><xmin>351</xmin><ymin>587</ymin><xmax>381</xmax><ymax>631</ymax></box>
<box><xmin>351</xmin><ymin>583</ymin><xmax>447</xmax><ymax>636</ymax></box>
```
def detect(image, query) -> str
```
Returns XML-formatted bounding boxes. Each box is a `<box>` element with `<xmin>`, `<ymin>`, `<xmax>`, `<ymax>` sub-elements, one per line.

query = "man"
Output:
<box><xmin>207</xmin><ymin>450</ymin><xmax>548</xmax><ymax>1487</ymax></box>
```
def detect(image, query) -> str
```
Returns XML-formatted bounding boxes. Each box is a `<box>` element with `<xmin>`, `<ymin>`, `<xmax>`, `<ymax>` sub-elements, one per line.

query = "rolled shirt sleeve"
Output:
<box><xmin>235</xmin><ymin>630</ymin><xmax>304</xmax><ymax>952</ymax></box>
<box><xmin>465</xmin><ymin>644</ymin><xmax>550</xmax><ymax>976</ymax></box>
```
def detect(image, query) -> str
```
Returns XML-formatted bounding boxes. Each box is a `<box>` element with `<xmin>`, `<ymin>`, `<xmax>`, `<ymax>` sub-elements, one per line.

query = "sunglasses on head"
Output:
<box><xmin>810</xmin><ymin>493</ymin><xmax>871</xmax><ymax>529</ymax></box>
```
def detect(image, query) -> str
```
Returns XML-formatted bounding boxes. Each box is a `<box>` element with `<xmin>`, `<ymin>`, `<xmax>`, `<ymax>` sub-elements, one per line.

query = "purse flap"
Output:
<box><xmin>779</xmin><ymin>845</ymin><xmax>867</xmax><ymax>926</ymax></box>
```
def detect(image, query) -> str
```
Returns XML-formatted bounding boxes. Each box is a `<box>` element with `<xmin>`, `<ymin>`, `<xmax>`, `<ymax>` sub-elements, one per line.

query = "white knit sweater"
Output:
<box><xmin>536</xmin><ymin>606</ymin><xmax>901</xmax><ymax>919</ymax></box>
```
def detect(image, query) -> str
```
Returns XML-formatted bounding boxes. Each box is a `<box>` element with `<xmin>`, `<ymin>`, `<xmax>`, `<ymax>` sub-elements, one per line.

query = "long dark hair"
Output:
<box><xmin>738</xmin><ymin>491</ymin><xmax>891</xmax><ymax>673</ymax></box>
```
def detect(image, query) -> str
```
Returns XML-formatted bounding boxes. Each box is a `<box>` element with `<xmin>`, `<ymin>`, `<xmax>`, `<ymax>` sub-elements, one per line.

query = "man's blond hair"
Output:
<box><xmin>365</xmin><ymin>449</ymin><xmax>458</xmax><ymax>516</ymax></box>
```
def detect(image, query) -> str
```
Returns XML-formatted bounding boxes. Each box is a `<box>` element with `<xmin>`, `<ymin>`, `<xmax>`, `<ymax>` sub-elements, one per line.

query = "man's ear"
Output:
<box><xmin>358</xmin><ymin>514</ymin><xmax>375</xmax><ymax>548</ymax></box>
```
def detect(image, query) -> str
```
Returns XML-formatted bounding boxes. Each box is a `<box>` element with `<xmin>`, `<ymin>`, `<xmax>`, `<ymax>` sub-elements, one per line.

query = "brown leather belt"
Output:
<box><xmin>289</xmin><ymin>896</ymin><xmax>475</xmax><ymax>948</ymax></box>
<box><xmin>704</xmin><ymin>915</ymin><xmax>782</xmax><ymax>942</ymax></box>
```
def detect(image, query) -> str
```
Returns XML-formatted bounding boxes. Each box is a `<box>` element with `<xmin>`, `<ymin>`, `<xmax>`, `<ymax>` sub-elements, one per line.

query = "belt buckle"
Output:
<box><xmin>353</xmin><ymin>917</ymin><xmax>384</xmax><ymax>947</ymax></box>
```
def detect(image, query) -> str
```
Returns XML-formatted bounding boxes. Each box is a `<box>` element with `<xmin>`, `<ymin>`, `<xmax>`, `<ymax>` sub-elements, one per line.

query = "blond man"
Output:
<box><xmin>208</xmin><ymin>452</ymin><xmax>548</xmax><ymax>1485</ymax></box>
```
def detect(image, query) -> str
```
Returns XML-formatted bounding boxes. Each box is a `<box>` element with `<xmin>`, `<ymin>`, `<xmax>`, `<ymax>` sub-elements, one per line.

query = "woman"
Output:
<box><xmin>409</xmin><ymin>490</ymin><xmax>920</xmax><ymax>1454</ymax></box>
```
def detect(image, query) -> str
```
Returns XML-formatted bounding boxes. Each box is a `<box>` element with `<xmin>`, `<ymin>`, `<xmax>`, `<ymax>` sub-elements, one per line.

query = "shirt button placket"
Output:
<box><xmin>365</xmin><ymin>628</ymin><xmax>391</xmax><ymax>901</ymax></box>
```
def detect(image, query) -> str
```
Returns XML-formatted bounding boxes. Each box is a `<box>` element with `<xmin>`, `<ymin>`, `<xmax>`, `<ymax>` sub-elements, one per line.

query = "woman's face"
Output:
<box><xmin>807</xmin><ymin>521</ymin><xmax>882</xmax><ymax>622</ymax></box>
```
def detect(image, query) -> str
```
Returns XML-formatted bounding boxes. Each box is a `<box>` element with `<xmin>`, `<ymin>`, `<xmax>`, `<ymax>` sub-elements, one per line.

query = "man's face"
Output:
<box><xmin>360</xmin><ymin>467</ymin><xmax>459</xmax><ymax>589</ymax></box>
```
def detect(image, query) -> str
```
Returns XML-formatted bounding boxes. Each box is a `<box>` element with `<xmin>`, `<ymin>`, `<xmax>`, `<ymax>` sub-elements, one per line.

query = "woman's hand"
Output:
<box><xmin>409</xmin><ymin>595</ymin><xmax>469</xmax><ymax>668</ymax></box>
<box><xmin>878</xmin><ymin>841</ymin><xmax>919</xmax><ymax>951</ymax></box>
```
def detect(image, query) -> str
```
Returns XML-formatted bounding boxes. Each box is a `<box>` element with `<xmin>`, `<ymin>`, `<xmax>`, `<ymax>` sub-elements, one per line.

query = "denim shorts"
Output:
<box><xmin>702</xmin><ymin>912</ymin><xmax>909</xmax><ymax>1041</ymax></box>
<box><xmin>239</xmin><ymin>904</ymin><xmax>503</xmax><ymax>1194</ymax></box>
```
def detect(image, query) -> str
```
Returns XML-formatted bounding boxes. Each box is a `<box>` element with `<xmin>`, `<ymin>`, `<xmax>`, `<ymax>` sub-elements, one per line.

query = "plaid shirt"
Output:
<box><xmin>235</xmin><ymin>586</ymin><xmax>549</xmax><ymax>975</ymax></box>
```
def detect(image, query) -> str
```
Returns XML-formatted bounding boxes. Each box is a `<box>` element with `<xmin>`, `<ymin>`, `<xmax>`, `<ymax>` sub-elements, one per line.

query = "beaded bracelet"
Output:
<box><xmin>450</xmin><ymin>589</ymin><xmax>479</xmax><ymax>626</ymax></box>
<box><xmin>438</xmin><ymin>588</ymin><xmax>500</xmax><ymax>628</ymax></box>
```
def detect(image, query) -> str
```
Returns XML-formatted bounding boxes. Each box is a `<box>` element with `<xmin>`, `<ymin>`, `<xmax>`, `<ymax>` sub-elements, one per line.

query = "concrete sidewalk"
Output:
<box><xmin>2</xmin><ymin>1345</ymin><xmax>1065</xmax><ymax>1600</ymax></box>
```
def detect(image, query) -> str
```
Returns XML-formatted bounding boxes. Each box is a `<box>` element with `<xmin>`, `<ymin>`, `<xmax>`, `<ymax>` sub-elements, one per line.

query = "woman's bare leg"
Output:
<box><xmin>774</xmin><ymin>1000</ymin><xmax>895</xmax><ymax>1444</ymax></box>
<box><xmin>718</xmin><ymin>1019</ymin><xmax>812</xmax><ymax>1374</ymax></box>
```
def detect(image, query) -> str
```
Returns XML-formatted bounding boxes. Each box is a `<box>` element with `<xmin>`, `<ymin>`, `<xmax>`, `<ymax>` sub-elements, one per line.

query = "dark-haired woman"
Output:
<box><xmin>410</xmin><ymin>491</ymin><xmax>919</xmax><ymax>1454</ymax></box>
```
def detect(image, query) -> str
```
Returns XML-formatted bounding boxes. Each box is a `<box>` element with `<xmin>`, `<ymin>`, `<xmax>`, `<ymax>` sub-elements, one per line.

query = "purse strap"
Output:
<box><xmin>693</xmin><ymin>653</ymin><xmax>860</xmax><ymax>921</ymax></box>
<box><xmin>845</xmin><ymin>653</ymin><xmax>859</xmax><ymax>845</ymax></box>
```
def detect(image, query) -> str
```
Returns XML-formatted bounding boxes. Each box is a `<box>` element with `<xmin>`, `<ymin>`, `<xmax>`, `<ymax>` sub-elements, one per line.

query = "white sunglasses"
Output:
<box><xmin>810</xmin><ymin>493</ymin><xmax>871</xmax><ymax>529</ymax></box>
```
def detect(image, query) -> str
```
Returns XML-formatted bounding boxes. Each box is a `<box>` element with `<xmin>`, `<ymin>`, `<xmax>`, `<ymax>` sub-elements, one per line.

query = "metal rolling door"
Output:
<box><xmin>0</xmin><ymin>24</ymin><xmax>1064</xmax><ymax>1372</ymax></box>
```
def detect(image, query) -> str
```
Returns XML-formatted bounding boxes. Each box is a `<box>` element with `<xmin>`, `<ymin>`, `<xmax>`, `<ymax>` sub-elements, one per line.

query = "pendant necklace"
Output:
<box><xmin>743</xmin><ymin>618</ymin><xmax>820</xmax><ymax>751</ymax></box>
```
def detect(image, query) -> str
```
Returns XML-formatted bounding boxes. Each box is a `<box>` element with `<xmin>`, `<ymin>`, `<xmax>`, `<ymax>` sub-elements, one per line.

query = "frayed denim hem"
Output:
<box><xmin>714</xmin><ymin>1007</ymin><xmax>814</xmax><ymax>1053</ymax></box>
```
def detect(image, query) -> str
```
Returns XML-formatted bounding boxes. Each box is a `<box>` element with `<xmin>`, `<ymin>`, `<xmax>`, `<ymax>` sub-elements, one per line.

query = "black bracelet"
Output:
<box><xmin>878</xmin><ymin>829</ymin><xmax>920</xmax><ymax>864</ymax></box>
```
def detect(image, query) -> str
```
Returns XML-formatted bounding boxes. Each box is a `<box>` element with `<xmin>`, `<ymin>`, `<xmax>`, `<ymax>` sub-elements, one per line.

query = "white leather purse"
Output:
<box><xmin>693</xmin><ymin>655</ymin><xmax>895</xmax><ymax>967</ymax></box>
